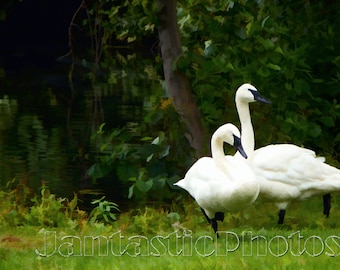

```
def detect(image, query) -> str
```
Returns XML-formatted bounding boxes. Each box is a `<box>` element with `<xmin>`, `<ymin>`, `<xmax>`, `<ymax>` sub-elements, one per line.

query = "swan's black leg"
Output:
<box><xmin>210</xmin><ymin>218</ymin><xmax>219</xmax><ymax>238</ymax></box>
<box><xmin>200</xmin><ymin>207</ymin><xmax>210</xmax><ymax>223</ymax></box>
<box><xmin>200</xmin><ymin>209</ymin><xmax>224</xmax><ymax>238</ymax></box>
<box><xmin>323</xmin><ymin>193</ymin><xmax>331</xmax><ymax>218</ymax></box>
<box><xmin>278</xmin><ymin>209</ymin><xmax>285</xmax><ymax>224</ymax></box>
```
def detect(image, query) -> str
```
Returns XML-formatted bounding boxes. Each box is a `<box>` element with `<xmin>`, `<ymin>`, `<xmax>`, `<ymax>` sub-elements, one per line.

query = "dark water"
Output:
<box><xmin>0</xmin><ymin>0</ymin><xmax>154</xmax><ymax>210</ymax></box>
<box><xmin>0</xmin><ymin>57</ymin><xmax>143</xmax><ymax>207</ymax></box>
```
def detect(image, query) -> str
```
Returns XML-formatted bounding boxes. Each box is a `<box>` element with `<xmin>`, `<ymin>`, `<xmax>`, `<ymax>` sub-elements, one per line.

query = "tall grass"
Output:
<box><xmin>1</xmin><ymin>192</ymin><xmax>340</xmax><ymax>269</ymax></box>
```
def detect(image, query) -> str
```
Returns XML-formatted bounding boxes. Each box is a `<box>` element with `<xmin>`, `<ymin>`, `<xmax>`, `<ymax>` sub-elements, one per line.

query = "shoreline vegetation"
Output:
<box><xmin>1</xmin><ymin>185</ymin><xmax>340</xmax><ymax>269</ymax></box>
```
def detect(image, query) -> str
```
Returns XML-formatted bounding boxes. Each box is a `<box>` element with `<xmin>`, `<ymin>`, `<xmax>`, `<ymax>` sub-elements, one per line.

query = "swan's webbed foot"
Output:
<box><xmin>278</xmin><ymin>209</ymin><xmax>285</xmax><ymax>224</ymax></box>
<box><xmin>323</xmin><ymin>193</ymin><xmax>331</xmax><ymax>218</ymax></box>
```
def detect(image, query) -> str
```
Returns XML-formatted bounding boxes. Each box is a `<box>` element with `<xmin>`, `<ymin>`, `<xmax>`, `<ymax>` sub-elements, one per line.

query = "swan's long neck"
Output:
<box><xmin>236</xmin><ymin>100</ymin><xmax>254</xmax><ymax>155</ymax></box>
<box><xmin>211</xmin><ymin>135</ymin><xmax>232</xmax><ymax>177</ymax></box>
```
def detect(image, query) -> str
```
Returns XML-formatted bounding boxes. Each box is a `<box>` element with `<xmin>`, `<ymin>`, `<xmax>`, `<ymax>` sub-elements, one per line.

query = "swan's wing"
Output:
<box><xmin>298</xmin><ymin>161</ymin><xmax>340</xmax><ymax>198</ymax></box>
<box><xmin>176</xmin><ymin>156</ymin><xmax>259</xmax><ymax>212</ymax></box>
<box><xmin>252</xmin><ymin>144</ymin><xmax>319</xmax><ymax>184</ymax></box>
<box><xmin>252</xmin><ymin>144</ymin><xmax>340</xmax><ymax>199</ymax></box>
<box><xmin>175</xmin><ymin>157</ymin><xmax>228</xmax><ymax>197</ymax></box>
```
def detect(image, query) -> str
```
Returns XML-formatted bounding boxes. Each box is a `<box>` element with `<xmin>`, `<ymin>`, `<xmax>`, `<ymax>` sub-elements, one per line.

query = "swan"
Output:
<box><xmin>174</xmin><ymin>123</ymin><xmax>259</xmax><ymax>236</ymax></box>
<box><xmin>235</xmin><ymin>83</ymin><xmax>339</xmax><ymax>224</ymax></box>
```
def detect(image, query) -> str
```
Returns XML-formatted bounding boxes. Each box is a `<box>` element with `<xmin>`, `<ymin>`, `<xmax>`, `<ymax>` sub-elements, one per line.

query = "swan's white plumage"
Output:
<box><xmin>174</xmin><ymin>123</ymin><xmax>259</xmax><ymax>220</ymax></box>
<box><xmin>252</xmin><ymin>144</ymin><xmax>340</xmax><ymax>201</ymax></box>
<box><xmin>252</xmin><ymin>144</ymin><xmax>322</xmax><ymax>185</ymax></box>
<box><xmin>234</xmin><ymin>83</ymin><xmax>340</xmax><ymax>219</ymax></box>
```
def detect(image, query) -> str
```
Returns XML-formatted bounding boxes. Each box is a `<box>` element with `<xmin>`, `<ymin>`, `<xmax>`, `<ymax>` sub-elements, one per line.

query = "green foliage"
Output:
<box><xmin>175</xmin><ymin>0</ymin><xmax>340</xmax><ymax>158</ymax></box>
<box><xmin>91</xmin><ymin>0</ymin><xmax>159</xmax><ymax>42</ymax></box>
<box><xmin>68</xmin><ymin>0</ymin><xmax>192</xmax><ymax>202</ymax></box>
<box><xmin>89</xmin><ymin>196</ymin><xmax>120</xmax><ymax>224</ymax></box>
<box><xmin>27</xmin><ymin>186</ymin><xmax>78</xmax><ymax>227</ymax></box>
<box><xmin>0</xmin><ymin>190</ymin><xmax>23</xmax><ymax>226</ymax></box>
<box><xmin>66</xmin><ymin>0</ymin><xmax>193</xmax><ymax>201</ymax></box>
<box><xmin>87</xmin><ymin>123</ymin><xmax>183</xmax><ymax>201</ymax></box>
<box><xmin>79</xmin><ymin>0</ymin><xmax>340</xmax><ymax>203</ymax></box>
<box><xmin>0</xmin><ymin>180</ymin><xmax>83</xmax><ymax>228</ymax></box>
<box><xmin>121</xmin><ymin>207</ymin><xmax>176</xmax><ymax>235</ymax></box>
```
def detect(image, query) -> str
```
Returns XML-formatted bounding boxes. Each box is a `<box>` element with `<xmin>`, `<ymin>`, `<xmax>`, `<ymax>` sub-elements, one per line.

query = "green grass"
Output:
<box><xmin>1</xmin><ymin>195</ymin><xmax>340</xmax><ymax>269</ymax></box>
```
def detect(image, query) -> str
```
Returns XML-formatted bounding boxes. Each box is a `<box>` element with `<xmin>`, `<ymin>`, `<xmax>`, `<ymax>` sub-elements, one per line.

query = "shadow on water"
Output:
<box><xmin>0</xmin><ymin>57</ymin><xmax>144</xmax><ymax>211</ymax></box>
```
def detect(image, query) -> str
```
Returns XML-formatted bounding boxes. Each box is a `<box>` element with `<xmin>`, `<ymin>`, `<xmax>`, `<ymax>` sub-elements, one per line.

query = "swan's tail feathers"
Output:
<box><xmin>173</xmin><ymin>179</ymin><xmax>185</xmax><ymax>189</ymax></box>
<box><xmin>278</xmin><ymin>209</ymin><xmax>286</xmax><ymax>224</ymax></box>
<box><xmin>317</xmin><ymin>156</ymin><xmax>326</xmax><ymax>163</ymax></box>
<box><xmin>323</xmin><ymin>193</ymin><xmax>331</xmax><ymax>218</ymax></box>
<box><xmin>299</xmin><ymin>174</ymin><xmax>340</xmax><ymax>196</ymax></box>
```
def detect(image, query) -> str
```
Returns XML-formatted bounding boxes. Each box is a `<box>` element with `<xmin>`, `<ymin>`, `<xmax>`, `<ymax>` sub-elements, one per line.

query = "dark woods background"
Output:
<box><xmin>0</xmin><ymin>0</ymin><xmax>339</xmax><ymax>210</ymax></box>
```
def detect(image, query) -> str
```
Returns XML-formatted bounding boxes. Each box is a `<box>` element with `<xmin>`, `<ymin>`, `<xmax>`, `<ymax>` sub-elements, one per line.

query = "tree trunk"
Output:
<box><xmin>157</xmin><ymin>0</ymin><xmax>206</xmax><ymax>157</ymax></box>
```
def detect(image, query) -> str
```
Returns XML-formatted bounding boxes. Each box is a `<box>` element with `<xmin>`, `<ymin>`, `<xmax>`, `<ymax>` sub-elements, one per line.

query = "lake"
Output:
<box><xmin>0</xmin><ymin>54</ymin><xmax>145</xmax><ymax>209</ymax></box>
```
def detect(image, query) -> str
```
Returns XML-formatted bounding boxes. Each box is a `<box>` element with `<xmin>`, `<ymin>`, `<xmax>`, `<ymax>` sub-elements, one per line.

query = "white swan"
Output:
<box><xmin>235</xmin><ymin>83</ymin><xmax>340</xmax><ymax>223</ymax></box>
<box><xmin>174</xmin><ymin>123</ymin><xmax>259</xmax><ymax>236</ymax></box>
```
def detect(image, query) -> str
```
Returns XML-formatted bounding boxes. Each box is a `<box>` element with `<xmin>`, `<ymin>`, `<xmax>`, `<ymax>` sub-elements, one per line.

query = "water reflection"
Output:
<box><xmin>0</xmin><ymin>94</ymin><xmax>80</xmax><ymax>198</ymax></box>
<box><xmin>0</xmin><ymin>64</ymin><xmax>143</xmax><ymax>206</ymax></box>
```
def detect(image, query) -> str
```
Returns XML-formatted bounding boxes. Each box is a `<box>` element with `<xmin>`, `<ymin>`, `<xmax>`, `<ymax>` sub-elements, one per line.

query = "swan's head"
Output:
<box><xmin>235</xmin><ymin>83</ymin><xmax>271</xmax><ymax>105</ymax></box>
<box><xmin>212</xmin><ymin>123</ymin><xmax>248</xmax><ymax>159</ymax></box>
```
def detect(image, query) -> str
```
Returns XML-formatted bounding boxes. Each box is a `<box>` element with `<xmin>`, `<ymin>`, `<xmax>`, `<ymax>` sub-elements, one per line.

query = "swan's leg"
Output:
<box><xmin>211</xmin><ymin>213</ymin><xmax>224</xmax><ymax>238</ymax></box>
<box><xmin>200</xmin><ymin>208</ymin><xmax>220</xmax><ymax>237</ymax></box>
<box><xmin>323</xmin><ymin>193</ymin><xmax>331</xmax><ymax>218</ymax></box>
<box><xmin>200</xmin><ymin>207</ymin><xmax>210</xmax><ymax>223</ymax></box>
<box><xmin>210</xmin><ymin>218</ymin><xmax>219</xmax><ymax>238</ymax></box>
<box><xmin>278</xmin><ymin>209</ymin><xmax>285</xmax><ymax>224</ymax></box>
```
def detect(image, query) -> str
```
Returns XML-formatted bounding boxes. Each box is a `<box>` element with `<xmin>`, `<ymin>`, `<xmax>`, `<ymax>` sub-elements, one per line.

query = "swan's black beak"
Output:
<box><xmin>233</xmin><ymin>135</ymin><xmax>248</xmax><ymax>159</ymax></box>
<box><xmin>249</xmin><ymin>89</ymin><xmax>271</xmax><ymax>104</ymax></box>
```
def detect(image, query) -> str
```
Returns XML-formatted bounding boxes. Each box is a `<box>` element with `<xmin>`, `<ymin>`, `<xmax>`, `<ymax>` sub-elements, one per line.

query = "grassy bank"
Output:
<box><xmin>1</xmin><ymin>193</ymin><xmax>340</xmax><ymax>269</ymax></box>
